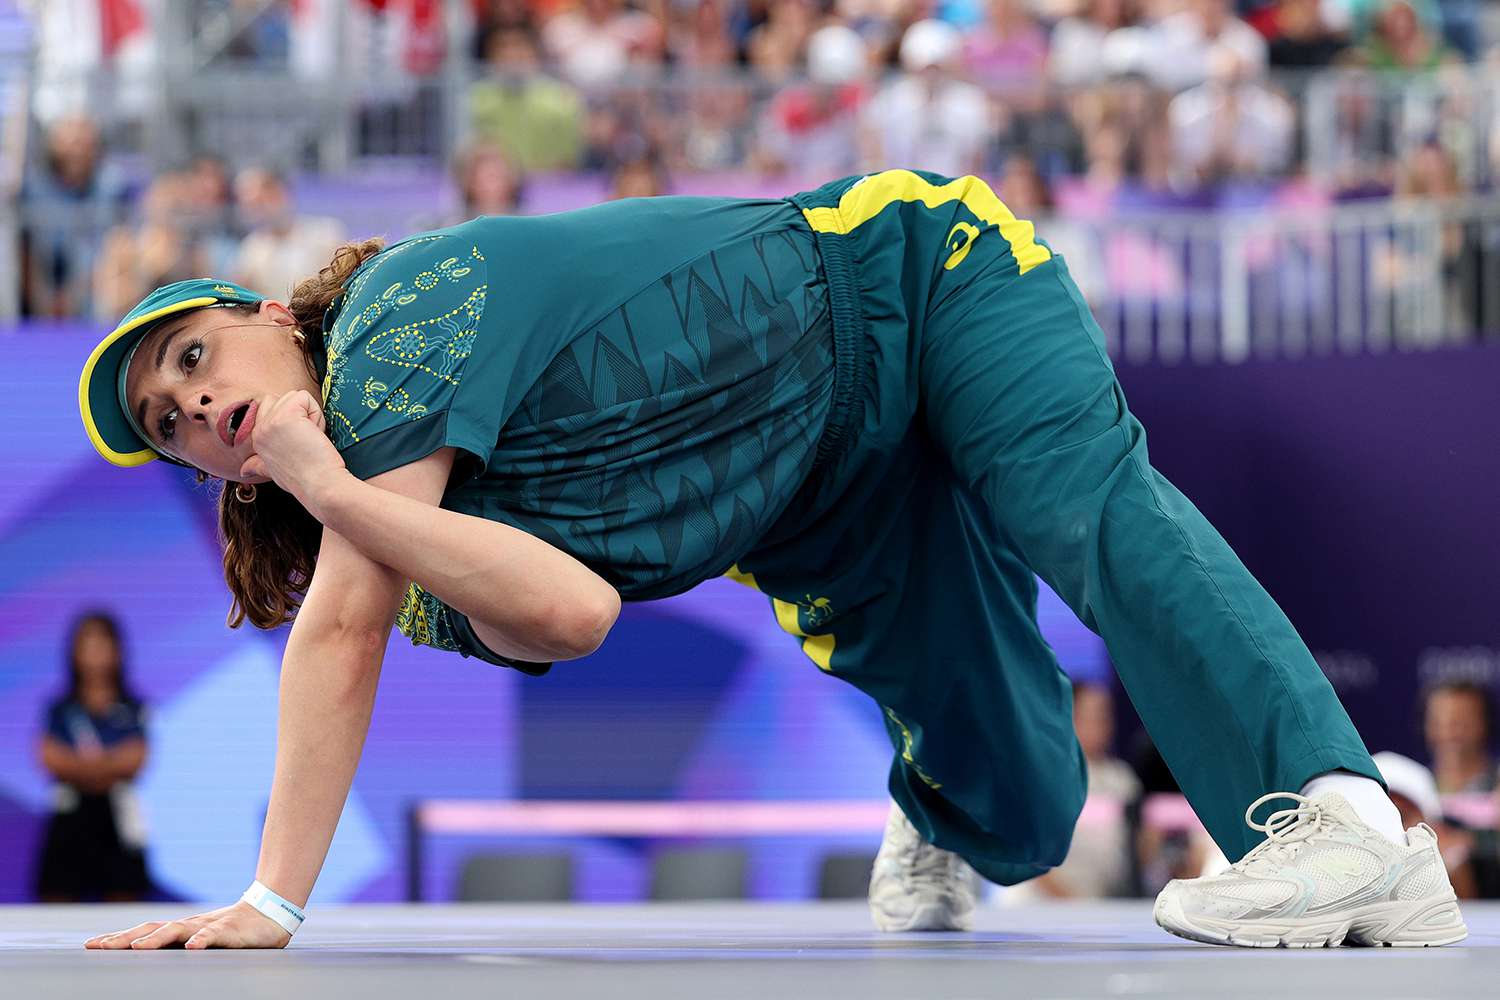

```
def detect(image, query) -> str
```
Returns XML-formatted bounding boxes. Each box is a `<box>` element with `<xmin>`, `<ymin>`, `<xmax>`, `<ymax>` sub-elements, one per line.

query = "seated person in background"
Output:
<box><xmin>19</xmin><ymin>114</ymin><xmax>128</xmax><ymax>318</ymax></box>
<box><xmin>1423</xmin><ymin>681</ymin><xmax>1498</xmax><ymax>794</ymax></box>
<box><xmin>1354</xmin><ymin>0</ymin><xmax>1455</xmax><ymax>70</ymax></box>
<box><xmin>469</xmin><ymin>25</ymin><xmax>583</xmax><ymax>172</ymax></box>
<box><xmin>93</xmin><ymin>171</ymin><xmax>209</xmax><ymax>321</ymax></box>
<box><xmin>753</xmin><ymin>25</ymin><xmax>868</xmax><ymax>178</ymax></box>
<box><xmin>1370</xmin><ymin>751</ymin><xmax>1479</xmax><ymax>899</ymax></box>
<box><xmin>608</xmin><ymin>147</ymin><xmax>668</xmax><ymax>200</ymax></box>
<box><xmin>1167</xmin><ymin>45</ymin><xmax>1294</xmax><ymax>190</ymax></box>
<box><xmin>456</xmin><ymin>142</ymin><xmax>525</xmax><ymax>218</ymax></box>
<box><xmin>232</xmin><ymin>168</ymin><xmax>345</xmax><ymax>301</ymax></box>
<box><xmin>35</xmin><ymin>612</ymin><xmax>151</xmax><ymax>902</ymax></box>
<box><xmin>1008</xmin><ymin>681</ymin><xmax>1142</xmax><ymax>899</ymax></box>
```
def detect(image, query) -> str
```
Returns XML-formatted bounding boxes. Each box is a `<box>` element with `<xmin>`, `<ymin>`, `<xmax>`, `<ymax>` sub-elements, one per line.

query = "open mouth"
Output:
<box><xmin>227</xmin><ymin>403</ymin><xmax>251</xmax><ymax>445</ymax></box>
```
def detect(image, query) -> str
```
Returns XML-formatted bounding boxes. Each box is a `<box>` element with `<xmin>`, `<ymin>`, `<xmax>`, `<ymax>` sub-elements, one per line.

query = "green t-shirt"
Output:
<box><xmin>319</xmin><ymin>197</ymin><xmax>835</xmax><ymax>664</ymax></box>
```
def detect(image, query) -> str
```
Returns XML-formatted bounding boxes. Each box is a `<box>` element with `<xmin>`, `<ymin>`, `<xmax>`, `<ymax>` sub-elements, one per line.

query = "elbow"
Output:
<box><xmin>543</xmin><ymin>586</ymin><xmax>620</xmax><ymax>661</ymax></box>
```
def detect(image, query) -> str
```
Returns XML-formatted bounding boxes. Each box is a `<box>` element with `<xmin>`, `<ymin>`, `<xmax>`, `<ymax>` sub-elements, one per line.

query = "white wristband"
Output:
<box><xmin>240</xmin><ymin>880</ymin><xmax>306</xmax><ymax>936</ymax></box>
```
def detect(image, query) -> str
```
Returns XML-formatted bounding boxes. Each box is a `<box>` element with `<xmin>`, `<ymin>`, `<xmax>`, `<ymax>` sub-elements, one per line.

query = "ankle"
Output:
<box><xmin>1299</xmin><ymin>772</ymin><xmax>1406</xmax><ymax>845</ymax></box>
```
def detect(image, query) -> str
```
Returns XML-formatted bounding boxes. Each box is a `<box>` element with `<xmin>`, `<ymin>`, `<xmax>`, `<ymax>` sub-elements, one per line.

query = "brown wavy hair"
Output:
<box><xmin>208</xmin><ymin>237</ymin><xmax>387</xmax><ymax>629</ymax></box>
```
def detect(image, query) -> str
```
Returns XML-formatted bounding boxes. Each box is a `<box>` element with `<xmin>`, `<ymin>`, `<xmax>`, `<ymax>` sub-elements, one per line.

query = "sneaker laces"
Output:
<box><xmin>1226</xmin><ymin>792</ymin><xmax>1327</xmax><ymax>875</ymax></box>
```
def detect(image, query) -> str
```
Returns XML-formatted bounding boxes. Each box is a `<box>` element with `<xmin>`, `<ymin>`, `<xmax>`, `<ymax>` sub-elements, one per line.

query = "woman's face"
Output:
<box><xmin>123</xmin><ymin>301</ymin><xmax>318</xmax><ymax>482</ymax></box>
<box><xmin>73</xmin><ymin>623</ymin><xmax>119</xmax><ymax>685</ymax></box>
<box><xmin>1072</xmin><ymin>685</ymin><xmax>1115</xmax><ymax>761</ymax></box>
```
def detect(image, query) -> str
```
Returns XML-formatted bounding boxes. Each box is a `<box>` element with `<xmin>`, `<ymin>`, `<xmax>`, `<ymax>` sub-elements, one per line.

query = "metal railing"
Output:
<box><xmin>10</xmin><ymin>192</ymin><xmax>1496</xmax><ymax>362</ymax></box>
<box><xmin>1053</xmin><ymin>195</ymin><xmax>1500</xmax><ymax>365</ymax></box>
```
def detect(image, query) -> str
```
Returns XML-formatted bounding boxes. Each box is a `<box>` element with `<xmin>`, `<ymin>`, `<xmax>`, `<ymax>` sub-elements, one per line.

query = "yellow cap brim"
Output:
<box><xmin>78</xmin><ymin>296</ymin><xmax>218</xmax><ymax>467</ymax></box>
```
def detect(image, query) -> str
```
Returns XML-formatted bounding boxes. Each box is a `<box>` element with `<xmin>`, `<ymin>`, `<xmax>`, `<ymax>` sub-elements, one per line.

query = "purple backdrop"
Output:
<box><xmin>1116</xmin><ymin>343</ymin><xmax>1500</xmax><ymax>763</ymax></box>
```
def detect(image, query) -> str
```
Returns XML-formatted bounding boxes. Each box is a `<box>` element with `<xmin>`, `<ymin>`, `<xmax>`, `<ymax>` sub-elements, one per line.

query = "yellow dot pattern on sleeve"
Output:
<box><xmin>322</xmin><ymin>239</ymin><xmax>489</xmax><ymax>449</ymax></box>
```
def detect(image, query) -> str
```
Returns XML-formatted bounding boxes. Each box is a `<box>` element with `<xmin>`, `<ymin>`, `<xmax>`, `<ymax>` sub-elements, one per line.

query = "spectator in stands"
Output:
<box><xmin>1394</xmin><ymin>140</ymin><xmax>1481</xmax><ymax>335</ymax></box>
<box><xmin>962</xmin><ymin>0</ymin><xmax>1049</xmax><ymax>93</ymax></box>
<box><xmin>745</xmin><ymin>0</ymin><xmax>819</xmax><ymax>82</ymax></box>
<box><xmin>1321</xmin><ymin>71</ymin><xmax>1398</xmax><ymax>198</ymax></box>
<box><xmin>999</xmin><ymin>153</ymin><xmax>1105</xmax><ymax>302</ymax></box>
<box><xmin>1354</xmin><ymin>0</ymin><xmax>1455</xmax><ymax>69</ymax></box>
<box><xmin>35</xmin><ymin>612</ymin><xmax>152</xmax><ymax>902</ymax></box>
<box><xmin>609</xmin><ymin>147</ymin><xmax>669</xmax><ymax>199</ymax></box>
<box><xmin>1168</xmin><ymin>45</ymin><xmax>1295</xmax><ymax>188</ymax></box>
<box><xmin>469</xmin><ymin>25</ymin><xmax>584</xmax><ymax>171</ymax></box>
<box><xmin>472</xmin><ymin>0</ymin><xmax>538</xmax><ymax>60</ymax></box>
<box><xmin>541</xmin><ymin>0</ymin><xmax>666</xmax><ymax>87</ymax></box>
<box><xmin>1148</xmin><ymin>0</ymin><xmax>1268</xmax><ymax>92</ymax></box>
<box><xmin>1370</xmin><ymin>751</ymin><xmax>1481</xmax><ymax>898</ymax></box>
<box><xmin>181</xmin><ymin>154</ymin><xmax>242</xmax><ymax>278</ymax></box>
<box><xmin>755</xmin><ymin>24</ymin><xmax>869</xmax><ymax>177</ymax></box>
<box><xmin>1249</xmin><ymin>0</ymin><xmax>1352</xmax><ymax>68</ymax></box>
<box><xmin>667</xmin><ymin>0</ymin><xmax>738</xmax><ymax>69</ymax></box>
<box><xmin>1073</xmin><ymin>681</ymin><xmax>1143</xmax><ymax>806</ymax></box>
<box><xmin>455</xmin><ymin>142</ymin><xmax>525</xmax><ymax>218</ymax></box>
<box><xmin>1058</xmin><ymin>52</ymin><xmax>1173</xmax><ymax>207</ymax></box>
<box><xmin>19</xmin><ymin>114</ymin><xmax>127</xmax><ymax>318</ymax></box>
<box><xmin>93</xmin><ymin>171</ymin><xmax>209</xmax><ymax>321</ymax></box>
<box><xmin>963</xmin><ymin>0</ymin><xmax>1053</xmax><ymax>164</ymax></box>
<box><xmin>863</xmin><ymin>20</ymin><xmax>993</xmax><ymax>178</ymax></box>
<box><xmin>679</xmin><ymin>81</ymin><xmax>756</xmax><ymax>172</ymax></box>
<box><xmin>1049</xmin><ymin>0</ymin><xmax>1138</xmax><ymax>90</ymax></box>
<box><xmin>1423</xmin><ymin>681</ymin><xmax>1498</xmax><ymax>794</ymax></box>
<box><xmin>232</xmin><ymin>168</ymin><xmax>345</xmax><ymax>301</ymax></box>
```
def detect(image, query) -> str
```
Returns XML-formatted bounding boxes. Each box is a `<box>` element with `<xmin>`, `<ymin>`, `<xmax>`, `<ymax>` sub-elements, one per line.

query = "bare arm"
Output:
<box><xmin>87</xmin><ymin>452</ymin><xmax>449</xmax><ymax>951</ymax></box>
<box><xmin>241</xmin><ymin>391</ymin><xmax>621</xmax><ymax>663</ymax></box>
<box><xmin>105</xmin><ymin>739</ymin><xmax>147</xmax><ymax>781</ymax></box>
<box><xmin>39</xmin><ymin>737</ymin><xmax>112</xmax><ymax>792</ymax></box>
<box><xmin>251</xmin><ymin>455</ymin><xmax>452</xmax><ymax>907</ymax></box>
<box><xmin>305</xmin><ymin>451</ymin><xmax>620</xmax><ymax>663</ymax></box>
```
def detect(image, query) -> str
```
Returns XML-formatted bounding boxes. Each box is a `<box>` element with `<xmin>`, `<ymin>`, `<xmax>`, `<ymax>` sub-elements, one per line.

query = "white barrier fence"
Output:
<box><xmin>1048</xmin><ymin>195</ymin><xmax>1500</xmax><ymax>365</ymax></box>
<box><xmin>6</xmin><ymin>194</ymin><xmax>1499</xmax><ymax>364</ymax></box>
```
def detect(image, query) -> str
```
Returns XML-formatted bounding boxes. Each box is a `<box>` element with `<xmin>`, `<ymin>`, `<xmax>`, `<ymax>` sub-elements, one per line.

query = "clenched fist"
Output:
<box><xmin>237</xmin><ymin>389</ymin><xmax>348</xmax><ymax>514</ymax></box>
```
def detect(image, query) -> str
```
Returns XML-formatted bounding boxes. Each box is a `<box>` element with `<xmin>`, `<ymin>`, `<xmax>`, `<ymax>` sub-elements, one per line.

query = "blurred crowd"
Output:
<box><xmin>19</xmin><ymin>125</ymin><xmax>347</xmax><ymax>316</ymax></box>
<box><xmin>4</xmin><ymin>0</ymin><xmax>1495</xmax><ymax>321</ymax></box>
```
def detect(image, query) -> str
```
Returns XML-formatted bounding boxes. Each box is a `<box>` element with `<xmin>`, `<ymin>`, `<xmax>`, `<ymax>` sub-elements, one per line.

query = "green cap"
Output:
<box><xmin>79</xmin><ymin>279</ymin><xmax>265</xmax><ymax>467</ymax></box>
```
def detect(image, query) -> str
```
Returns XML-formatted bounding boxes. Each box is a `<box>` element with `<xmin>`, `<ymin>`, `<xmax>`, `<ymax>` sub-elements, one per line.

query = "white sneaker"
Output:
<box><xmin>868</xmin><ymin>800</ymin><xmax>982</xmax><ymax>932</ymax></box>
<box><xmin>1154</xmin><ymin>791</ymin><xmax>1468</xmax><ymax>948</ymax></box>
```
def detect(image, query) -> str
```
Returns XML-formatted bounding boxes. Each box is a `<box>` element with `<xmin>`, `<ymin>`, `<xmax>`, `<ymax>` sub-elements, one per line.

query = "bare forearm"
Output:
<box><xmin>255</xmin><ymin>627</ymin><xmax>384</xmax><ymax>906</ymax></box>
<box><xmin>311</xmin><ymin>470</ymin><xmax>619</xmax><ymax>657</ymax></box>
<box><xmin>104</xmin><ymin>740</ymin><xmax>146</xmax><ymax>781</ymax></box>
<box><xmin>41</xmin><ymin>743</ymin><xmax>114</xmax><ymax>790</ymax></box>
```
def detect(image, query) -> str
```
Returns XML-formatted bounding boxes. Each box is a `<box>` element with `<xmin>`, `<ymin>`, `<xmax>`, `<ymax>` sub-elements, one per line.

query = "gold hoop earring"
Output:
<box><xmin>235</xmin><ymin>482</ymin><xmax>258</xmax><ymax>503</ymax></box>
<box><xmin>292</xmin><ymin>330</ymin><xmax>307</xmax><ymax>346</ymax></box>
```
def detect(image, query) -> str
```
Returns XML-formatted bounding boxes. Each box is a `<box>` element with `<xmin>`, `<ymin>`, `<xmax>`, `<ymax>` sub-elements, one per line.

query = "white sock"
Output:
<box><xmin>1299</xmin><ymin>772</ymin><xmax>1406</xmax><ymax>845</ymax></box>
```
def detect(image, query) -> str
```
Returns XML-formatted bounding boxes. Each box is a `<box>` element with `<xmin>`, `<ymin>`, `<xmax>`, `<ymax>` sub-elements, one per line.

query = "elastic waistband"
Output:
<box><xmin>789</xmin><ymin>194</ymin><xmax>866</xmax><ymax>477</ymax></box>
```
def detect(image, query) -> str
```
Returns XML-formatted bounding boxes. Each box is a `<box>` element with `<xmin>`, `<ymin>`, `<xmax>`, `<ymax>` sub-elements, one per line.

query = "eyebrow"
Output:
<box><xmin>154</xmin><ymin>322</ymin><xmax>186</xmax><ymax>373</ymax></box>
<box><xmin>136</xmin><ymin>395</ymin><xmax>153</xmax><ymax>445</ymax></box>
<box><xmin>134</xmin><ymin>321</ymin><xmax>187</xmax><ymax>446</ymax></box>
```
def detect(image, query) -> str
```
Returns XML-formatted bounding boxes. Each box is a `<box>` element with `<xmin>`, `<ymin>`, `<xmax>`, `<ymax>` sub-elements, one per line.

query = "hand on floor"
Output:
<box><xmin>83</xmin><ymin>901</ymin><xmax>291</xmax><ymax>950</ymax></box>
